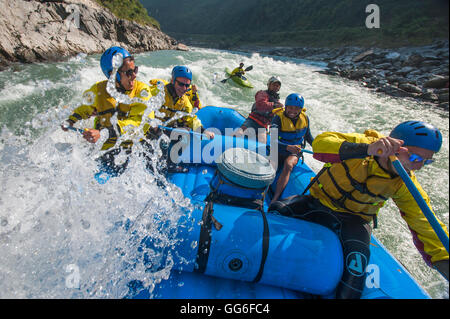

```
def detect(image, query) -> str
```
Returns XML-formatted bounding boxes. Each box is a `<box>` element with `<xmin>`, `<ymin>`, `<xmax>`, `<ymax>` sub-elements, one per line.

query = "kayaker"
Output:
<box><xmin>237</xmin><ymin>76</ymin><xmax>284</xmax><ymax>143</ymax></box>
<box><xmin>269</xmin><ymin>121</ymin><xmax>449</xmax><ymax>298</ymax></box>
<box><xmin>269</xmin><ymin>93</ymin><xmax>314</xmax><ymax>204</ymax></box>
<box><xmin>148</xmin><ymin>65</ymin><xmax>214</xmax><ymax>139</ymax></box>
<box><xmin>61</xmin><ymin>46</ymin><xmax>154</xmax><ymax>175</ymax></box>
<box><xmin>231</xmin><ymin>62</ymin><xmax>246</xmax><ymax>79</ymax></box>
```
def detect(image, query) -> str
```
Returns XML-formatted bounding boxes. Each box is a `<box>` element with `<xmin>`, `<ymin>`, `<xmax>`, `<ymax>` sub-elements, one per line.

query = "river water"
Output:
<box><xmin>0</xmin><ymin>47</ymin><xmax>448</xmax><ymax>298</ymax></box>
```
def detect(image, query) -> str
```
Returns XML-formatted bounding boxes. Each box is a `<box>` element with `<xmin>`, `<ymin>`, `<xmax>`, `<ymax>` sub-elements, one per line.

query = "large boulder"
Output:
<box><xmin>398</xmin><ymin>83</ymin><xmax>422</xmax><ymax>94</ymax></box>
<box><xmin>352</xmin><ymin>50</ymin><xmax>374</xmax><ymax>63</ymax></box>
<box><xmin>423</xmin><ymin>76</ymin><xmax>449</xmax><ymax>89</ymax></box>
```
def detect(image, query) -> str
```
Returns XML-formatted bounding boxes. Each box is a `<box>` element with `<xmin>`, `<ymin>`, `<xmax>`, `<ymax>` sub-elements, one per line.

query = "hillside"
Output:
<box><xmin>141</xmin><ymin>0</ymin><xmax>449</xmax><ymax>48</ymax></box>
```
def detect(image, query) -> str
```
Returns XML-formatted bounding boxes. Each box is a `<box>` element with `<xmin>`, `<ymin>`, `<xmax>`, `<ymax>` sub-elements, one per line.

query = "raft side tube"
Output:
<box><xmin>157</xmin><ymin>203</ymin><xmax>344</xmax><ymax>296</ymax></box>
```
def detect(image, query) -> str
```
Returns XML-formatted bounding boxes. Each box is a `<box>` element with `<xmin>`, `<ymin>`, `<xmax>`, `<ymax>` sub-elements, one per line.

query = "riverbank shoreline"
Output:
<box><xmin>181</xmin><ymin>37</ymin><xmax>449</xmax><ymax>112</ymax></box>
<box><xmin>229</xmin><ymin>41</ymin><xmax>449</xmax><ymax>112</ymax></box>
<box><xmin>1</xmin><ymin>0</ymin><xmax>448</xmax><ymax>112</ymax></box>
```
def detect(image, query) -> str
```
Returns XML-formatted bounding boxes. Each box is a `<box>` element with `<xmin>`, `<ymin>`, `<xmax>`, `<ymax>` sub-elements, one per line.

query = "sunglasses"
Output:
<box><xmin>175</xmin><ymin>80</ymin><xmax>191</xmax><ymax>88</ymax></box>
<box><xmin>408</xmin><ymin>152</ymin><xmax>434</xmax><ymax>165</ymax></box>
<box><xmin>119</xmin><ymin>66</ymin><xmax>138</xmax><ymax>77</ymax></box>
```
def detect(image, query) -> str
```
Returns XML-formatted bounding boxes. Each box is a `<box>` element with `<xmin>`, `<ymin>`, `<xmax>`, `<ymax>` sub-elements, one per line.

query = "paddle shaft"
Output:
<box><xmin>64</xmin><ymin>124</ymin><xmax>313</xmax><ymax>156</ymax></box>
<box><xmin>159</xmin><ymin>125</ymin><xmax>209</xmax><ymax>139</ymax></box>
<box><xmin>274</xmin><ymin>139</ymin><xmax>313</xmax><ymax>154</ymax></box>
<box><xmin>64</xmin><ymin>125</ymin><xmax>85</xmax><ymax>134</ymax></box>
<box><xmin>159</xmin><ymin>125</ymin><xmax>313</xmax><ymax>154</ymax></box>
<box><xmin>389</xmin><ymin>155</ymin><xmax>449</xmax><ymax>253</ymax></box>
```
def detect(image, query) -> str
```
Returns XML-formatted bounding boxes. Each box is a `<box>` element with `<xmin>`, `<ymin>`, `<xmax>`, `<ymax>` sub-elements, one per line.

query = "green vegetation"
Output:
<box><xmin>141</xmin><ymin>0</ymin><xmax>449</xmax><ymax>47</ymax></box>
<box><xmin>95</xmin><ymin>0</ymin><xmax>160</xmax><ymax>30</ymax></box>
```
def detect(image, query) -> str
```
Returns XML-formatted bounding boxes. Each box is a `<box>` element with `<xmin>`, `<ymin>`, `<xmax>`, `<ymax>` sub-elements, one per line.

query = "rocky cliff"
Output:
<box><xmin>0</xmin><ymin>0</ymin><xmax>180</xmax><ymax>70</ymax></box>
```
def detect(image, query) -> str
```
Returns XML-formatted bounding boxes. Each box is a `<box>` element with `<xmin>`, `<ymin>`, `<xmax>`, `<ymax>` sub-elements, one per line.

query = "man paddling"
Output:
<box><xmin>148</xmin><ymin>65</ymin><xmax>214</xmax><ymax>139</ymax></box>
<box><xmin>269</xmin><ymin>93</ymin><xmax>314</xmax><ymax>204</ymax></box>
<box><xmin>231</xmin><ymin>62</ymin><xmax>246</xmax><ymax>79</ymax></box>
<box><xmin>147</xmin><ymin>66</ymin><xmax>214</xmax><ymax>172</ymax></box>
<box><xmin>269</xmin><ymin>121</ymin><xmax>449</xmax><ymax>298</ymax></box>
<box><xmin>62</xmin><ymin>46</ymin><xmax>153</xmax><ymax>176</ymax></box>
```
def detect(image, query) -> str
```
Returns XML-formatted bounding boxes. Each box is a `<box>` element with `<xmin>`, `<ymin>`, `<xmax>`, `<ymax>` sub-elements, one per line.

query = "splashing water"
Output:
<box><xmin>0</xmin><ymin>47</ymin><xmax>448</xmax><ymax>298</ymax></box>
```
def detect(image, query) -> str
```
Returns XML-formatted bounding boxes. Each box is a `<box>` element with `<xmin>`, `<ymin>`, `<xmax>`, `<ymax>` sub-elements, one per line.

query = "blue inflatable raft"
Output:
<box><xmin>126</xmin><ymin>106</ymin><xmax>430</xmax><ymax>299</ymax></box>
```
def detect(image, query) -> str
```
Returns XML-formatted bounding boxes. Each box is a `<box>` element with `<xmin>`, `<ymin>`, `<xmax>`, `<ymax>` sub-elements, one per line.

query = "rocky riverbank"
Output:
<box><xmin>0</xmin><ymin>0</ymin><xmax>184</xmax><ymax>71</ymax></box>
<box><xmin>237</xmin><ymin>41</ymin><xmax>449</xmax><ymax>111</ymax></box>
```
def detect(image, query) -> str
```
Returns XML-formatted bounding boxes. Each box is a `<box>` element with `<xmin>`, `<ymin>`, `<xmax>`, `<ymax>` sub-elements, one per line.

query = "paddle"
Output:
<box><xmin>158</xmin><ymin>125</ymin><xmax>211</xmax><ymax>140</ymax></box>
<box><xmin>159</xmin><ymin>125</ymin><xmax>314</xmax><ymax>155</ymax></box>
<box><xmin>388</xmin><ymin>155</ymin><xmax>449</xmax><ymax>254</ymax></box>
<box><xmin>221</xmin><ymin>65</ymin><xmax>253</xmax><ymax>83</ymax></box>
<box><xmin>274</xmin><ymin>140</ymin><xmax>314</xmax><ymax>155</ymax></box>
<box><xmin>64</xmin><ymin>124</ymin><xmax>314</xmax><ymax>157</ymax></box>
<box><xmin>62</xmin><ymin>124</ymin><xmax>85</xmax><ymax>134</ymax></box>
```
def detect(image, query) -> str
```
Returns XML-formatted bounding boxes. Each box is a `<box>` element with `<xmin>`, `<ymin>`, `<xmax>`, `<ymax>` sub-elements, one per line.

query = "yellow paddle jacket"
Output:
<box><xmin>68</xmin><ymin>80</ymin><xmax>154</xmax><ymax>150</ymax></box>
<box><xmin>185</xmin><ymin>86</ymin><xmax>202</xmax><ymax>109</ymax></box>
<box><xmin>310</xmin><ymin>129</ymin><xmax>449</xmax><ymax>265</ymax></box>
<box><xmin>149</xmin><ymin>79</ymin><xmax>202</xmax><ymax>131</ymax></box>
<box><xmin>231</xmin><ymin>67</ymin><xmax>245</xmax><ymax>76</ymax></box>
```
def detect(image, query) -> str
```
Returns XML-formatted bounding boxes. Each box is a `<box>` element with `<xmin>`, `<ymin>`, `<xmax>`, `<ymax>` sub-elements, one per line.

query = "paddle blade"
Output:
<box><xmin>245</xmin><ymin>65</ymin><xmax>253</xmax><ymax>71</ymax></box>
<box><xmin>220</xmin><ymin>78</ymin><xmax>228</xmax><ymax>83</ymax></box>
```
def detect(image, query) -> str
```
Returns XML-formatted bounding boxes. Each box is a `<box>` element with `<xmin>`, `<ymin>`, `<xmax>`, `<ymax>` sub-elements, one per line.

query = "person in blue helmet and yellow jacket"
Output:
<box><xmin>270</xmin><ymin>93</ymin><xmax>314</xmax><ymax>204</ymax></box>
<box><xmin>148</xmin><ymin>66</ymin><xmax>214</xmax><ymax>139</ymax></box>
<box><xmin>269</xmin><ymin>121</ymin><xmax>448</xmax><ymax>299</ymax></box>
<box><xmin>62</xmin><ymin>46</ymin><xmax>153</xmax><ymax>175</ymax></box>
<box><xmin>185</xmin><ymin>83</ymin><xmax>202</xmax><ymax>110</ymax></box>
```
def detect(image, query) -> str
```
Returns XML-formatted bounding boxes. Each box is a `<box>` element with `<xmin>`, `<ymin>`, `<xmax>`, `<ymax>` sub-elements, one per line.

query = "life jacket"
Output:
<box><xmin>248</xmin><ymin>90</ymin><xmax>281</xmax><ymax>128</ymax></box>
<box><xmin>309</xmin><ymin>157</ymin><xmax>404</xmax><ymax>222</ymax></box>
<box><xmin>149</xmin><ymin>79</ymin><xmax>202</xmax><ymax>131</ymax></box>
<box><xmin>273</xmin><ymin>108</ymin><xmax>309</xmax><ymax>146</ymax></box>
<box><xmin>231</xmin><ymin>67</ymin><xmax>245</xmax><ymax>76</ymax></box>
<box><xmin>69</xmin><ymin>80</ymin><xmax>153</xmax><ymax>150</ymax></box>
<box><xmin>185</xmin><ymin>85</ymin><xmax>202</xmax><ymax>109</ymax></box>
<box><xmin>309</xmin><ymin>130</ymin><xmax>449</xmax><ymax>264</ymax></box>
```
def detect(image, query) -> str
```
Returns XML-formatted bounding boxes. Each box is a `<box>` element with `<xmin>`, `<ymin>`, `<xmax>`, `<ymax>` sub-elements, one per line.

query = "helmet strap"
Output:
<box><xmin>116</xmin><ymin>78</ymin><xmax>127</xmax><ymax>93</ymax></box>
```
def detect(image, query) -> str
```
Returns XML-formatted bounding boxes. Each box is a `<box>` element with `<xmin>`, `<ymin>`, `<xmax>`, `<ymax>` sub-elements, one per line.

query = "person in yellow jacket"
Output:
<box><xmin>269</xmin><ymin>121</ymin><xmax>448</xmax><ymax>299</ymax></box>
<box><xmin>147</xmin><ymin>66</ymin><xmax>214</xmax><ymax>172</ymax></box>
<box><xmin>270</xmin><ymin>93</ymin><xmax>314</xmax><ymax>204</ymax></box>
<box><xmin>62</xmin><ymin>46</ymin><xmax>154</xmax><ymax>176</ymax></box>
<box><xmin>231</xmin><ymin>62</ymin><xmax>245</xmax><ymax>79</ymax></box>
<box><xmin>148</xmin><ymin>66</ymin><xmax>213</xmax><ymax>139</ymax></box>
<box><xmin>185</xmin><ymin>84</ymin><xmax>202</xmax><ymax>110</ymax></box>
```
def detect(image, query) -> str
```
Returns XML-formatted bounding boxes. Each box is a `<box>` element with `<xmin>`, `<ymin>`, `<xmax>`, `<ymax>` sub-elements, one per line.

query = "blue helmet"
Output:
<box><xmin>389</xmin><ymin>121</ymin><xmax>442</xmax><ymax>152</ymax></box>
<box><xmin>171</xmin><ymin>66</ymin><xmax>192</xmax><ymax>84</ymax></box>
<box><xmin>285</xmin><ymin>93</ymin><xmax>305</xmax><ymax>108</ymax></box>
<box><xmin>100</xmin><ymin>46</ymin><xmax>132</xmax><ymax>82</ymax></box>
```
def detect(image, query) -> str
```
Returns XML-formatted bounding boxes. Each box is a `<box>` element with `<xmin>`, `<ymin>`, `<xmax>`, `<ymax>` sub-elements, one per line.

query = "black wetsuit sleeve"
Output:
<box><xmin>339</xmin><ymin>141</ymin><xmax>369</xmax><ymax>161</ymax></box>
